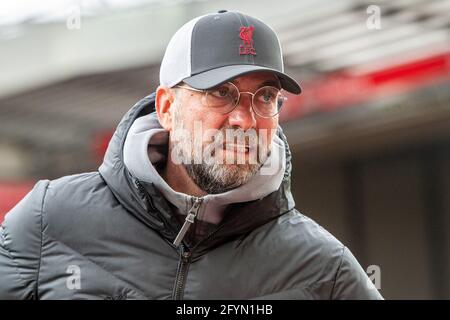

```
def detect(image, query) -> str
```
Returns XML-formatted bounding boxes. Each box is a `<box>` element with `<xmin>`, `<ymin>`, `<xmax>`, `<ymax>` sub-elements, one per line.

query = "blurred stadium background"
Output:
<box><xmin>0</xmin><ymin>0</ymin><xmax>449</xmax><ymax>299</ymax></box>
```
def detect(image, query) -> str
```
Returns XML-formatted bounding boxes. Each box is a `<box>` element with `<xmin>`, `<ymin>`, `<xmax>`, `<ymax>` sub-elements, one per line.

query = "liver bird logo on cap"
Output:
<box><xmin>239</xmin><ymin>26</ymin><xmax>256</xmax><ymax>56</ymax></box>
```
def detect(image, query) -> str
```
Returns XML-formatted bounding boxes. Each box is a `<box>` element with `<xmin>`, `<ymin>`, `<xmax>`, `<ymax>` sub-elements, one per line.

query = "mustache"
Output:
<box><xmin>210</xmin><ymin>127</ymin><xmax>260</xmax><ymax>149</ymax></box>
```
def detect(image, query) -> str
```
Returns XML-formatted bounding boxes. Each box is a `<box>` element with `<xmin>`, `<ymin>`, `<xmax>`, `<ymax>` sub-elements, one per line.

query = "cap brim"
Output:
<box><xmin>183</xmin><ymin>65</ymin><xmax>301</xmax><ymax>94</ymax></box>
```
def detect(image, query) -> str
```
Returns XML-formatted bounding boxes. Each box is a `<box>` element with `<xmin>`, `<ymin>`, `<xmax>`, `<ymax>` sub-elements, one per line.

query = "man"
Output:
<box><xmin>0</xmin><ymin>10</ymin><xmax>382</xmax><ymax>300</ymax></box>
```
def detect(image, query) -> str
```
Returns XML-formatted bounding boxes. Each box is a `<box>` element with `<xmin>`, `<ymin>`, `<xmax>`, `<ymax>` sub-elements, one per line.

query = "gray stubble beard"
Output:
<box><xmin>172</xmin><ymin>105</ymin><xmax>271</xmax><ymax>194</ymax></box>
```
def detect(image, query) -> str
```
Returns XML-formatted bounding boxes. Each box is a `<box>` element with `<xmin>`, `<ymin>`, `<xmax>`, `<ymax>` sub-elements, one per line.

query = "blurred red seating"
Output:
<box><xmin>0</xmin><ymin>182</ymin><xmax>35</xmax><ymax>223</ymax></box>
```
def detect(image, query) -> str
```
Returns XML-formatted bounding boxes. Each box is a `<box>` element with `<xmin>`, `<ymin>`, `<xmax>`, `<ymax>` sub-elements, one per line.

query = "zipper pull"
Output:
<box><xmin>173</xmin><ymin>197</ymin><xmax>203</xmax><ymax>247</ymax></box>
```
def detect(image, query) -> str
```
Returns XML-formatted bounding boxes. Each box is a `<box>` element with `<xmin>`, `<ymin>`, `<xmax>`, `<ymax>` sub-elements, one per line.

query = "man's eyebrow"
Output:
<box><xmin>258</xmin><ymin>79</ymin><xmax>281</xmax><ymax>89</ymax></box>
<box><xmin>230</xmin><ymin>78</ymin><xmax>282</xmax><ymax>89</ymax></box>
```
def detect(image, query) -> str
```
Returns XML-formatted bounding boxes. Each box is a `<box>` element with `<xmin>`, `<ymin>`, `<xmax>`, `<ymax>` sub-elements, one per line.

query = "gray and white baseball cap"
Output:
<box><xmin>159</xmin><ymin>10</ymin><xmax>301</xmax><ymax>94</ymax></box>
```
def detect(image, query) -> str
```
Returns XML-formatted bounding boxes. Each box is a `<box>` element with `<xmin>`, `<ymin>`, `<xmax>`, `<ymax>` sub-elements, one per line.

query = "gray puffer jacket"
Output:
<box><xmin>0</xmin><ymin>94</ymin><xmax>383</xmax><ymax>300</ymax></box>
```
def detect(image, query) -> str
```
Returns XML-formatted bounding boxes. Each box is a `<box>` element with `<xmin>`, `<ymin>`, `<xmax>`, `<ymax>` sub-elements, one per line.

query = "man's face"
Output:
<box><xmin>169</xmin><ymin>72</ymin><xmax>280</xmax><ymax>194</ymax></box>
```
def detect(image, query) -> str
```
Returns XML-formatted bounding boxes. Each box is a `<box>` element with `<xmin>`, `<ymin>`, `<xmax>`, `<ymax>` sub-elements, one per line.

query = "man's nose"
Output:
<box><xmin>226</xmin><ymin>94</ymin><xmax>257</xmax><ymax>130</ymax></box>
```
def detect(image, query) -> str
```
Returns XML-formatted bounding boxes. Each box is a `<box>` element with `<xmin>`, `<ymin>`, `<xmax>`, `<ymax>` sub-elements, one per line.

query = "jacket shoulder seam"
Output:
<box><xmin>34</xmin><ymin>180</ymin><xmax>50</xmax><ymax>299</ymax></box>
<box><xmin>329</xmin><ymin>245</ymin><xmax>346</xmax><ymax>299</ymax></box>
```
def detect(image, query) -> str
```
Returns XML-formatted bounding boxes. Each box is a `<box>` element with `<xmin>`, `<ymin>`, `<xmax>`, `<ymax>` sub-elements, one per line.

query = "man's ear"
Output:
<box><xmin>155</xmin><ymin>85</ymin><xmax>177</xmax><ymax>131</ymax></box>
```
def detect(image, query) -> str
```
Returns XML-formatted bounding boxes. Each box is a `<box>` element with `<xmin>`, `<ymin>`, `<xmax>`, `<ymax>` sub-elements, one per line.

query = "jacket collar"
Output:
<box><xmin>122</xmin><ymin>112</ymin><xmax>287</xmax><ymax>225</ymax></box>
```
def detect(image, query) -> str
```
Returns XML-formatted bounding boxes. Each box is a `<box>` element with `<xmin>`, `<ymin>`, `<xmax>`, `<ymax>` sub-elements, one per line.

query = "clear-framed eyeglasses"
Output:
<box><xmin>174</xmin><ymin>81</ymin><xmax>287</xmax><ymax>118</ymax></box>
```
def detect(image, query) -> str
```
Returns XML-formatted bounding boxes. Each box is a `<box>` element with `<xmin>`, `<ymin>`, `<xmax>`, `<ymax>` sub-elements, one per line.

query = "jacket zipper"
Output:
<box><xmin>172</xmin><ymin>244</ymin><xmax>191</xmax><ymax>300</ymax></box>
<box><xmin>172</xmin><ymin>214</ymin><xmax>227</xmax><ymax>300</ymax></box>
<box><xmin>135</xmin><ymin>180</ymin><xmax>207</xmax><ymax>299</ymax></box>
<box><xmin>135</xmin><ymin>179</ymin><xmax>154</xmax><ymax>211</ymax></box>
<box><xmin>171</xmin><ymin>197</ymin><xmax>203</xmax><ymax>300</ymax></box>
<box><xmin>173</xmin><ymin>197</ymin><xmax>203</xmax><ymax>247</ymax></box>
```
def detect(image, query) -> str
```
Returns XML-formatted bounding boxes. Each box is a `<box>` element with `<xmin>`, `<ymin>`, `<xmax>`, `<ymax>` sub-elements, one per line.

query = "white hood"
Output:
<box><xmin>123</xmin><ymin>113</ymin><xmax>286</xmax><ymax>224</ymax></box>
